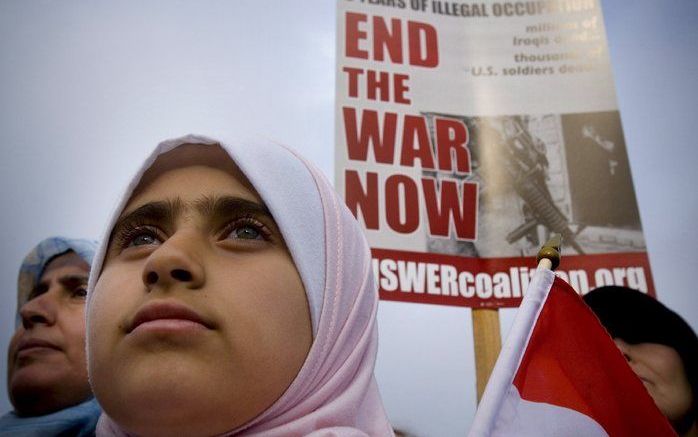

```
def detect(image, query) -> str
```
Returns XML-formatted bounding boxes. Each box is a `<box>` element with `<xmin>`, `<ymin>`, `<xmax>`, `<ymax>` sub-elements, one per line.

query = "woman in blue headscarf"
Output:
<box><xmin>1</xmin><ymin>237</ymin><xmax>101</xmax><ymax>437</ymax></box>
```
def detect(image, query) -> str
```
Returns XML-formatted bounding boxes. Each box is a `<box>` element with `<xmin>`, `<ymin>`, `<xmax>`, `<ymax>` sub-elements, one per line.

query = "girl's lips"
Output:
<box><xmin>127</xmin><ymin>300</ymin><xmax>213</xmax><ymax>334</ymax></box>
<box><xmin>131</xmin><ymin>318</ymin><xmax>208</xmax><ymax>334</ymax></box>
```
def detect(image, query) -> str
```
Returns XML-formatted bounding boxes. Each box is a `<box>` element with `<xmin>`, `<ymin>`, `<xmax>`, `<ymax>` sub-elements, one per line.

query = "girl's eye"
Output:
<box><xmin>223</xmin><ymin>218</ymin><xmax>270</xmax><ymax>242</ymax></box>
<box><xmin>115</xmin><ymin>226</ymin><xmax>163</xmax><ymax>252</ymax></box>
<box><xmin>129</xmin><ymin>233</ymin><xmax>160</xmax><ymax>247</ymax></box>
<box><xmin>228</xmin><ymin>225</ymin><xmax>262</xmax><ymax>240</ymax></box>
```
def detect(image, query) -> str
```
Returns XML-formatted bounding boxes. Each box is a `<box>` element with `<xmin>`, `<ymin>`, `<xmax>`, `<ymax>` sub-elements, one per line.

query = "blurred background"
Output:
<box><xmin>0</xmin><ymin>1</ymin><xmax>696</xmax><ymax>435</ymax></box>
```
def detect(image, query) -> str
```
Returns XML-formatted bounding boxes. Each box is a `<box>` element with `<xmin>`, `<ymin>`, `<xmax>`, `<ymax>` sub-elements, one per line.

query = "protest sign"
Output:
<box><xmin>335</xmin><ymin>0</ymin><xmax>652</xmax><ymax>309</ymax></box>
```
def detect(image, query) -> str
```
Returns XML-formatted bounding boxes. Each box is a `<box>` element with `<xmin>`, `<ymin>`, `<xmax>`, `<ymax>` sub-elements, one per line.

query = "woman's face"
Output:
<box><xmin>88</xmin><ymin>146</ymin><xmax>312</xmax><ymax>436</ymax></box>
<box><xmin>614</xmin><ymin>338</ymin><xmax>693</xmax><ymax>423</ymax></box>
<box><xmin>8</xmin><ymin>252</ymin><xmax>91</xmax><ymax>416</ymax></box>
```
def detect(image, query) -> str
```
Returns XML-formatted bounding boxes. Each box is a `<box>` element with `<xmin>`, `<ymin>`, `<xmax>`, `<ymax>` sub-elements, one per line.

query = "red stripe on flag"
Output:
<box><xmin>513</xmin><ymin>277</ymin><xmax>675</xmax><ymax>436</ymax></box>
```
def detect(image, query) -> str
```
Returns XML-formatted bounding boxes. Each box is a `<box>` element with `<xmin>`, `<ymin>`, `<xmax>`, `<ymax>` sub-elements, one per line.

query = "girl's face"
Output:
<box><xmin>88</xmin><ymin>146</ymin><xmax>312</xmax><ymax>436</ymax></box>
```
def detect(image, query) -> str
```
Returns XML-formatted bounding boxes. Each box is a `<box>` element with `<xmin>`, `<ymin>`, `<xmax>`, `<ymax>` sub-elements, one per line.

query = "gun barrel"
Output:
<box><xmin>514</xmin><ymin>177</ymin><xmax>585</xmax><ymax>255</ymax></box>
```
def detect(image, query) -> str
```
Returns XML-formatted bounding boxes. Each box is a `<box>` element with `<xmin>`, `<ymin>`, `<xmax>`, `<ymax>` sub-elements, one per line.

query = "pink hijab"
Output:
<box><xmin>86</xmin><ymin>135</ymin><xmax>393</xmax><ymax>436</ymax></box>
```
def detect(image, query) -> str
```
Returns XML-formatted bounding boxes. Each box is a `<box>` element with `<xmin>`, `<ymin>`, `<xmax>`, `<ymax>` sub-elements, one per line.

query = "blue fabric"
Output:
<box><xmin>0</xmin><ymin>398</ymin><xmax>100</xmax><ymax>436</ymax></box>
<box><xmin>16</xmin><ymin>237</ymin><xmax>97</xmax><ymax>327</ymax></box>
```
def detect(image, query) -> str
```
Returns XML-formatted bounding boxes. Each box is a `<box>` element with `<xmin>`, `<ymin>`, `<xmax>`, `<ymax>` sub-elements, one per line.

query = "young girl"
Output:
<box><xmin>86</xmin><ymin>135</ymin><xmax>393</xmax><ymax>436</ymax></box>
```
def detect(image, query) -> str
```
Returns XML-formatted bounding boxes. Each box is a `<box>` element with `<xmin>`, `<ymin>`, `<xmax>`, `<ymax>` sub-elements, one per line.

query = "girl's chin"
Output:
<box><xmin>106</xmin><ymin>393</ymin><xmax>248</xmax><ymax>437</ymax></box>
<box><xmin>93</xmin><ymin>357</ymin><xmax>278</xmax><ymax>433</ymax></box>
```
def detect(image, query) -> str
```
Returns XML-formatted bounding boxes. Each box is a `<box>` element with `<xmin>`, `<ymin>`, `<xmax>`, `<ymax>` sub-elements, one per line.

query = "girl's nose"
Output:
<box><xmin>141</xmin><ymin>233</ymin><xmax>205</xmax><ymax>291</ymax></box>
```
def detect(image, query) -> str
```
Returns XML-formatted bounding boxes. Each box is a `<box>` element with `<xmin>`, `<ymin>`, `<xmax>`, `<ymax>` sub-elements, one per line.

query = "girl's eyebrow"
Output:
<box><xmin>194</xmin><ymin>196</ymin><xmax>273</xmax><ymax>223</ymax></box>
<box><xmin>112</xmin><ymin>199</ymin><xmax>182</xmax><ymax>237</ymax></box>
<box><xmin>113</xmin><ymin>196</ymin><xmax>273</xmax><ymax>237</ymax></box>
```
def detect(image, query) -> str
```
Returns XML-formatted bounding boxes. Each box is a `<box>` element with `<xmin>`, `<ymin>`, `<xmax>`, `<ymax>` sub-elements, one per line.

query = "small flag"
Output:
<box><xmin>469</xmin><ymin>268</ymin><xmax>676</xmax><ymax>436</ymax></box>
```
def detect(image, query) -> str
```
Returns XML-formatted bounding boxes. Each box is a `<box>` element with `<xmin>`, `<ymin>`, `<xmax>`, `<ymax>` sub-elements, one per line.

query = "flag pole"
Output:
<box><xmin>473</xmin><ymin>235</ymin><xmax>562</xmax><ymax>403</ymax></box>
<box><xmin>536</xmin><ymin>234</ymin><xmax>562</xmax><ymax>271</ymax></box>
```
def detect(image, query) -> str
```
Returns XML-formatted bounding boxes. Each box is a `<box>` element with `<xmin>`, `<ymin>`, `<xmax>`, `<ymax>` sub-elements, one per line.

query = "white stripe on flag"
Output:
<box><xmin>492</xmin><ymin>385</ymin><xmax>608</xmax><ymax>436</ymax></box>
<box><xmin>469</xmin><ymin>268</ymin><xmax>555</xmax><ymax>437</ymax></box>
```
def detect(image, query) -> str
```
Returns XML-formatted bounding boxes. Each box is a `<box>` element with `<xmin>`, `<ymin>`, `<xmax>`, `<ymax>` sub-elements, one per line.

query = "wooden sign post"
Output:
<box><xmin>473</xmin><ymin>308</ymin><xmax>501</xmax><ymax>402</ymax></box>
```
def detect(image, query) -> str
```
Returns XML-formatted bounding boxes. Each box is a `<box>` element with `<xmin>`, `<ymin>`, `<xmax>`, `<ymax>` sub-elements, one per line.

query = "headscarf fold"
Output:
<box><xmin>87</xmin><ymin>134</ymin><xmax>393</xmax><ymax>436</ymax></box>
<box><xmin>0</xmin><ymin>398</ymin><xmax>100</xmax><ymax>437</ymax></box>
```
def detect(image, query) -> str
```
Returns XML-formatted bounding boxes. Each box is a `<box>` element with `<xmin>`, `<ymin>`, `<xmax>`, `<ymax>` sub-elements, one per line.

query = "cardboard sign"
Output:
<box><xmin>335</xmin><ymin>0</ymin><xmax>653</xmax><ymax>307</ymax></box>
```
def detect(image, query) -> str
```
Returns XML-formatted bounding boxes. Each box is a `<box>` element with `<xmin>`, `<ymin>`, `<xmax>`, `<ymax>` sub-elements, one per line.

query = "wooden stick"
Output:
<box><xmin>473</xmin><ymin>308</ymin><xmax>501</xmax><ymax>402</ymax></box>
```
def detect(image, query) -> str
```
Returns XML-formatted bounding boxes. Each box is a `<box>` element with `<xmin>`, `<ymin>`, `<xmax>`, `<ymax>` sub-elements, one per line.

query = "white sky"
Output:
<box><xmin>0</xmin><ymin>1</ymin><xmax>696</xmax><ymax>435</ymax></box>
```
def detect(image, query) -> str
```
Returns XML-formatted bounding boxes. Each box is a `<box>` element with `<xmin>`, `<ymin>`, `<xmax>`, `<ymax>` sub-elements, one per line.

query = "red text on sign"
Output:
<box><xmin>345</xmin><ymin>12</ymin><xmax>439</xmax><ymax>67</ymax></box>
<box><xmin>343</xmin><ymin>107</ymin><xmax>471</xmax><ymax>174</ymax></box>
<box><xmin>342</xmin><ymin>67</ymin><xmax>411</xmax><ymax>104</ymax></box>
<box><xmin>345</xmin><ymin>170</ymin><xmax>478</xmax><ymax>240</ymax></box>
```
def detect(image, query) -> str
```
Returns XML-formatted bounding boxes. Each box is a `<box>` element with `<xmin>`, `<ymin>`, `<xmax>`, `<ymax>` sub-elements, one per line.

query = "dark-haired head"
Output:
<box><xmin>584</xmin><ymin>286</ymin><xmax>697</xmax><ymax>435</ymax></box>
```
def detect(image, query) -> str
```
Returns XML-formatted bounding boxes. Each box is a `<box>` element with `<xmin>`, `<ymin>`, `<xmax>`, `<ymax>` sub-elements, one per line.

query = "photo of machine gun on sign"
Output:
<box><xmin>424</xmin><ymin>111</ymin><xmax>645</xmax><ymax>259</ymax></box>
